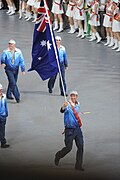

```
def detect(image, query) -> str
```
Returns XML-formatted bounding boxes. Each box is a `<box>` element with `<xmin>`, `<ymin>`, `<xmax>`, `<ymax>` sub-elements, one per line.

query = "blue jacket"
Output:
<box><xmin>0</xmin><ymin>94</ymin><xmax>8</xmax><ymax>119</ymax></box>
<box><xmin>61</xmin><ymin>101</ymin><xmax>80</xmax><ymax>128</ymax></box>
<box><xmin>1</xmin><ymin>48</ymin><xmax>25</xmax><ymax>72</ymax></box>
<box><xmin>58</xmin><ymin>45</ymin><xmax>68</xmax><ymax>67</ymax></box>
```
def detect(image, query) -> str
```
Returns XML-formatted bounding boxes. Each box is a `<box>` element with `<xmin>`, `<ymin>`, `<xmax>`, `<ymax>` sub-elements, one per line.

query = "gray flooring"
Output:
<box><xmin>0</xmin><ymin>10</ymin><xmax>120</xmax><ymax>180</ymax></box>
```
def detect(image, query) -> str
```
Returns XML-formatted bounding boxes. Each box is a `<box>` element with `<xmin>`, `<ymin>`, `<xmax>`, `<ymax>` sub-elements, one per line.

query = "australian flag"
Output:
<box><xmin>28</xmin><ymin>0</ymin><xmax>59</xmax><ymax>80</ymax></box>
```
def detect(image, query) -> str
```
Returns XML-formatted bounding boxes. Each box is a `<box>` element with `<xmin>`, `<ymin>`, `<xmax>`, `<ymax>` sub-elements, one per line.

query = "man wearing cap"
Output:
<box><xmin>54</xmin><ymin>91</ymin><xmax>84</xmax><ymax>171</ymax></box>
<box><xmin>48</xmin><ymin>36</ymin><xmax>68</xmax><ymax>96</ymax></box>
<box><xmin>1</xmin><ymin>40</ymin><xmax>25</xmax><ymax>103</ymax></box>
<box><xmin>0</xmin><ymin>84</ymin><xmax>10</xmax><ymax>148</ymax></box>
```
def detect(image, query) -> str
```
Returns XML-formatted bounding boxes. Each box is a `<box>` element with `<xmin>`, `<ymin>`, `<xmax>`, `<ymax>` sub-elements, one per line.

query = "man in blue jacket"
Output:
<box><xmin>0</xmin><ymin>84</ymin><xmax>10</xmax><ymax>148</ymax></box>
<box><xmin>54</xmin><ymin>91</ymin><xmax>84</xmax><ymax>171</ymax></box>
<box><xmin>1</xmin><ymin>39</ymin><xmax>25</xmax><ymax>103</ymax></box>
<box><xmin>48</xmin><ymin>36</ymin><xmax>68</xmax><ymax>96</ymax></box>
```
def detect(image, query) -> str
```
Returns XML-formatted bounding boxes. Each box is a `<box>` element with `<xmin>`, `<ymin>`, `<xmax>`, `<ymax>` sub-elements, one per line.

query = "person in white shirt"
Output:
<box><xmin>51</xmin><ymin>0</ymin><xmax>64</xmax><ymax>32</ymax></box>
<box><xmin>88</xmin><ymin>0</ymin><xmax>102</xmax><ymax>43</ymax></box>
<box><xmin>74</xmin><ymin>0</ymin><xmax>85</xmax><ymax>38</ymax></box>
<box><xmin>112</xmin><ymin>0</ymin><xmax>120</xmax><ymax>51</ymax></box>
<box><xmin>32</xmin><ymin>0</ymin><xmax>41</xmax><ymax>22</ymax></box>
<box><xmin>6</xmin><ymin>0</ymin><xmax>15</xmax><ymax>15</ymax></box>
<box><xmin>25</xmin><ymin>0</ymin><xmax>34</xmax><ymax>21</ymax></box>
<box><xmin>66</xmin><ymin>0</ymin><xmax>76</xmax><ymax>33</ymax></box>
<box><xmin>103</xmin><ymin>0</ymin><xmax>114</xmax><ymax>46</ymax></box>
<box><xmin>0</xmin><ymin>0</ymin><xmax>3</xmax><ymax>9</ymax></box>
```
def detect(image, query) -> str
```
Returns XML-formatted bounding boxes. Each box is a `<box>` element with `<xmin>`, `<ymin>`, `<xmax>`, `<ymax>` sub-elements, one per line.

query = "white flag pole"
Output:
<box><xmin>43</xmin><ymin>0</ymin><xmax>67</xmax><ymax>102</ymax></box>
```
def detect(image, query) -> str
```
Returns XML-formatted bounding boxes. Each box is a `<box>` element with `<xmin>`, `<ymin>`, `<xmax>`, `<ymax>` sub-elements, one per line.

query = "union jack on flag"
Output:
<box><xmin>36</xmin><ymin>2</ymin><xmax>51</xmax><ymax>32</ymax></box>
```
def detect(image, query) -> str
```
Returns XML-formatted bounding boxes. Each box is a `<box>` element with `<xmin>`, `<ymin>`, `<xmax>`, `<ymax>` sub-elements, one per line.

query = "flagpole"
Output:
<box><xmin>43</xmin><ymin>0</ymin><xmax>67</xmax><ymax>102</ymax></box>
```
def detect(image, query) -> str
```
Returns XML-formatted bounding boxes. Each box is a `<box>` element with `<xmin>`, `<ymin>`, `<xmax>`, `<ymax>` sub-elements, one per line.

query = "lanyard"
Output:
<box><xmin>0</xmin><ymin>96</ymin><xmax>3</xmax><ymax>110</ymax></box>
<box><xmin>11</xmin><ymin>52</ymin><xmax>15</xmax><ymax>65</ymax></box>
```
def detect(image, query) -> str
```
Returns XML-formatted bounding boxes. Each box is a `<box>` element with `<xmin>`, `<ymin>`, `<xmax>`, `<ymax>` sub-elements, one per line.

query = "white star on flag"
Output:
<box><xmin>40</xmin><ymin>40</ymin><xmax>46</xmax><ymax>47</ymax></box>
<box><xmin>38</xmin><ymin>57</ymin><xmax>42</xmax><ymax>61</ymax></box>
<box><xmin>47</xmin><ymin>40</ymin><xmax>52</xmax><ymax>51</ymax></box>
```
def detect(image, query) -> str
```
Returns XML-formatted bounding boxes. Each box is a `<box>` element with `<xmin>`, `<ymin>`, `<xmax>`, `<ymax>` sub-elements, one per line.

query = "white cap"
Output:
<box><xmin>70</xmin><ymin>91</ymin><xmax>78</xmax><ymax>96</ymax></box>
<box><xmin>0</xmin><ymin>84</ymin><xmax>3</xmax><ymax>90</ymax></box>
<box><xmin>55</xmin><ymin>36</ymin><xmax>61</xmax><ymax>41</ymax></box>
<box><xmin>9</xmin><ymin>39</ymin><xmax>16</xmax><ymax>44</ymax></box>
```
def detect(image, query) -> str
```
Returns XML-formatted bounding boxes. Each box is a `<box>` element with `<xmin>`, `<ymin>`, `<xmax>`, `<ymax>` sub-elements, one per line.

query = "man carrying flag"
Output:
<box><xmin>28</xmin><ymin>0</ymin><xmax>59</xmax><ymax>81</ymax></box>
<box><xmin>48</xmin><ymin>36</ymin><xmax>68</xmax><ymax>96</ymax></box>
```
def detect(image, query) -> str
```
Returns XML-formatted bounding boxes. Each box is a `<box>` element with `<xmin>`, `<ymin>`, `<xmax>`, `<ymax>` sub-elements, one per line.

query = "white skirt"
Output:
<box><xmin>34</xmin><ymin>1</ymin><xmax>40</xmax><ymax>9</ymax></box>
<box><xmin>103</xmin><ymin>14</ymin><xmax>112</xmax><ymax>28</ymax></box>
<box><xmin>27</xmin><ymin>0</ymin><xmax>35</xmax><ymax>6</ymax></box>
<box><xmin>73</xmin><ymin>8</ymin><xmax>85</xmax><ymax>20</ymax></box>
<box><xmin>89</xmin><ymin>13</ymin><xmax>100</xmax><ymax>26</ymax></box>
<box><xmin>51</xmin><ymin>2</ymin><xmax>64</xmax><ymax>14</ymax></box>
<box><xmin>66</xmin><ymin>3</ymin><xmax>75</xmax><ymax>18</ymax></box>
<box><xmin>112</xmin><ymin>19</ymin><xmax>120</xmax><ymax>32</ymax></box>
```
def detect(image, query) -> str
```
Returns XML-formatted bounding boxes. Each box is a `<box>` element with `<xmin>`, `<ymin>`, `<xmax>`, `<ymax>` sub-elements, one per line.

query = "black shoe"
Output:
<box><xmin>60</xmin><ymin>93</ymin><xmax>64</xmax><ymax>96</ymax></box>
<box><xmin>7</xmin><ymin>96</ymin><xmax>14</xmax><ymax>100</ymax></box>
<box><xmin>49</xmin><ymin>89</ymin><xmax>52</xmax><ymax>93</ymax></box>
<box><xmin>75</xmin><ymin>28</ymin><xmax>79</xmax><ymax>33</ymax></box>
<box><xmin>54</xmin><ymin>156</ymin><xmax>60</xmax><ymax>166</ymax></box>
<box><xmin>1</xmin><ymin>144</ymin><xmax>10</xmax><ymax>148</ymax></box>
<box><xmin>75</xmin><ymin>166</ymin><xmax>84</xmax><ymax>171</ymax></box>
<box><xmin>60</xmin><ymin>93</ymin><xmax>68</xmax><ymax>97</ymax></box>
<box><xmin>16</xmin><ymin>99</ymin><xmax>20</xmax><ymax>103</ymax></box>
